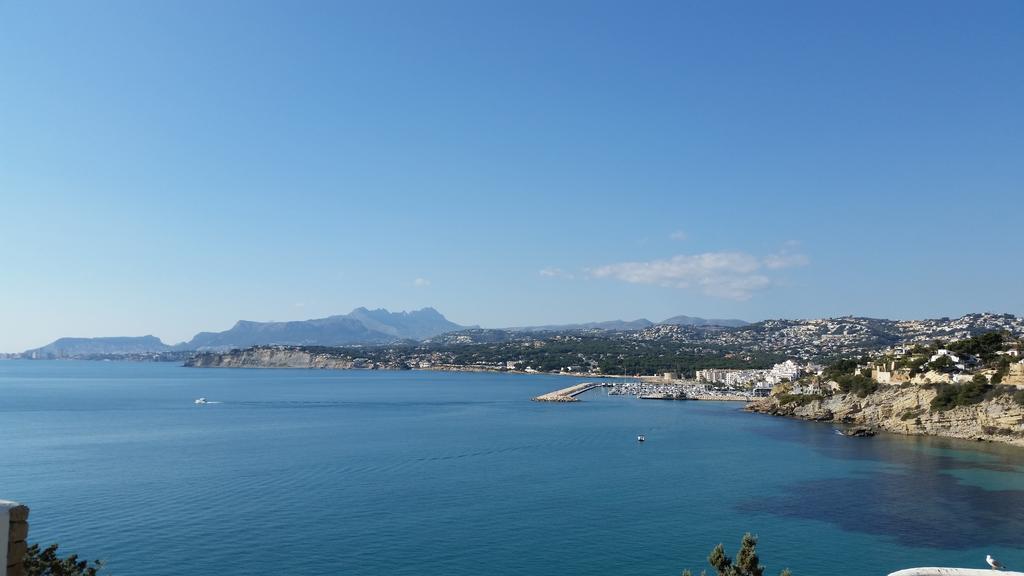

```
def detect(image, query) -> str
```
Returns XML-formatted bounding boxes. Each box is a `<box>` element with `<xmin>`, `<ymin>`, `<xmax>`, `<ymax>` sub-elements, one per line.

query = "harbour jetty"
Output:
<box><xmin>533</xmin><ymin>382</ymin><xmax>610</xmax><ymax>402</ymax></box>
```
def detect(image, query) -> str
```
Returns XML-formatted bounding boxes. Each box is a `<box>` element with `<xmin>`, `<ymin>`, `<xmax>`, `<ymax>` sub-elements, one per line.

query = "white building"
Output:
<box><xmin>766</xmin><ymin>360</ymin><xmax>803</xmax><ymax>385</ymax></box>
<box><xmin>929</xmin><ymin>349</ymin><xmax>961</xmax><ymax>364</ymax></box>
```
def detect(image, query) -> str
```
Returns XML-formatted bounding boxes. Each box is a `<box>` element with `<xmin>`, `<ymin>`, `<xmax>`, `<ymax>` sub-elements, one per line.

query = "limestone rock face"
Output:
<box><xmin>749</xmin><ymin>385</ymin><xmax>1024</xmax><ymax>446</ymax></box>
<box><xmin>186</xmin><ymin>348</ymin><xmax>354</xmax><ymax>369</ymax></box>
<box><xmin>1004</xmin><ymin>363</ymin><xmax>1024</xmax><ymax>385</ymax></box>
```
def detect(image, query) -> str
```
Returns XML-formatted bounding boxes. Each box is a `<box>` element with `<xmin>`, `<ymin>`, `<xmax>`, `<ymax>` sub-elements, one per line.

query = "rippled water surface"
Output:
<box><xmin>2</xmin><ymin>361</ymin><xmax>1023</xmax><ymax>576</ymax></box>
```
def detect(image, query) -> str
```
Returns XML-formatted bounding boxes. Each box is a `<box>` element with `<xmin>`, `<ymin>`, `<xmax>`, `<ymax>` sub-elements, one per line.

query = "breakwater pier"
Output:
<box><xmin>532</xmin><ymin>382</ymin><xmax>611</xmax><ymax>402</ymax></box>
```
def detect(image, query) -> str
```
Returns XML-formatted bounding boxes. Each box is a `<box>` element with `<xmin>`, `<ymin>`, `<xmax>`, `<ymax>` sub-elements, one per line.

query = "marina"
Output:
<box><xmin>607</xmin><ymin>380</ymin><xmax>751</xmax><ymax>401</ymax></box>
<box><xmin>534</xmin><ymin>379</ymin><xmax>752</xmax><ymax>402</ymax></box>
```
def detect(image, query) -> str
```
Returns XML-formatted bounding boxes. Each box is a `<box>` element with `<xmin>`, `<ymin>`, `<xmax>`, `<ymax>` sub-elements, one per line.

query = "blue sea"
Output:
<box><xmin>1</xmin><ymin>361</ymin><xmax>1022</xmax><ymax>576</ymax></box>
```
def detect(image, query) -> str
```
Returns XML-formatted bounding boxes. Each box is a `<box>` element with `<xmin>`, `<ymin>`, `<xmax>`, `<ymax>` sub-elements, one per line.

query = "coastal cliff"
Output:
<box><xmin>747</xmin><ymin>385</ymin><xmax>1024</xmax><ymax>446</ymax></box>
<box><xmin>187</xmin><ymin>348</ymin><xmax>354</xmax><ymax>369</ymax></box>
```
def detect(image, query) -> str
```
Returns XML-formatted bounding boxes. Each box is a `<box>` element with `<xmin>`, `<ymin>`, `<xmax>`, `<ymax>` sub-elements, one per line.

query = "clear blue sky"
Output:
<box><xmin>1</xmin><ymin>0</ymin><xmax>1022</xmax><ymax>351</ymax></box>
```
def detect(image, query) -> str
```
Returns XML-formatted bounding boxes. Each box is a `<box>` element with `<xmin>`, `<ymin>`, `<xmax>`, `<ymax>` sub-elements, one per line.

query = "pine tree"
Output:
<box><xmin>708</xmin><ymin>543</ymin><xmax>733</xmax><ymax>576</ymax></box>
<box><xmin>735</xmin><ymin>533</ymin><xmax>765</xmax><ymax>576</ymax></box>
<box><xmin>684</xmin><ymin>533</ymin><xmax>791</xmax><ymax>576</ymax></box>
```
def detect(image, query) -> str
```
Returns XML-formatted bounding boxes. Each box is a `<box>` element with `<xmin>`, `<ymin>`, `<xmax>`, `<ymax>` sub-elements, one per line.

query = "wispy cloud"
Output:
<box><xmin>589</xmin><ymin>249</ymin><xmax>808</xmax><ymax>300</ymax></box>
<box><xmin>764</xmin><ymin>251</ymin><xmax>810</xmax><ymax>269</ymax></box>
<box><xmin>764</xmin><ymin>243</ymin><xmax>809</xmax><ymax>269</ymax></box>
<box><xmin>669</xmin><ymin>230</ymin><xmax>688</xmax><ymax>241</ymax></box>
<box><xmin>413</xmin><ymin>278</ymin><xmax>431</xmax><ymax>287</ymax></box>
<box><xmin>539</xmin><ymin>267</ymin><xmax>574</xmax><ymax>279</ymax></box>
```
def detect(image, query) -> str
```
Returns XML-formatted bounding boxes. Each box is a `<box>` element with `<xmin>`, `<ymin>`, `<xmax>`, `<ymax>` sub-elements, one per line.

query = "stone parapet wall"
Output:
<box><xmin>2</xmin><ymin>502</ymin><xmax>29</xmax><ymax>576</ymax></box>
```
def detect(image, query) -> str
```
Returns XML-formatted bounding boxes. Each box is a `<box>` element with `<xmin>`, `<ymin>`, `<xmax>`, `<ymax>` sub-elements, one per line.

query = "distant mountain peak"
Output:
<box><xmin>183</xmin><ymin>307</ymin><xmax>470</xmax><ymax>351</ymax></box>
<box><xmin>507</xmin><ymin>315</ymin><xmax>749</xmax><ymax>332</ymax></box>
<box><xmin>24</xmin><ymin>335</ymin><xmax>171</xmax><ymax>357</ymax></box>
<box><xmin>507</xmin><ymin>319</ymin><xmax>654</xmax><ymax>332</ymax></box>
<box><xmin>660</xmin><ymin>315</ymin><xmax>749</xmax><ymax>328</ymax></box>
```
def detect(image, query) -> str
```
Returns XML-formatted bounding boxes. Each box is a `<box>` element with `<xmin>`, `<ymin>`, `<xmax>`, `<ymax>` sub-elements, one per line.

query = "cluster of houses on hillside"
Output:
<box><xmin>866</xmin><ymin>344</ymin><xmax>1024</xmax><ymax>386</ymax></box>
<box><xmin>696</xmin><ymin>360</ymin><xmax>824</xmax><ymax>396</ymax></box>
<box><xmin>692</xmin><ymin>338</ymin><xmax>1024</xmax><ymax>399</ymax></box>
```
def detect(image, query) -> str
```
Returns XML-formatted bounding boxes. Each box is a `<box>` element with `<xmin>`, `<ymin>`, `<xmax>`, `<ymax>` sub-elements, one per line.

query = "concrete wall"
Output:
<box><xmin>1</xmin><ymin>501</ymin><xmax>29</xmax><ymax>576</ymax></box>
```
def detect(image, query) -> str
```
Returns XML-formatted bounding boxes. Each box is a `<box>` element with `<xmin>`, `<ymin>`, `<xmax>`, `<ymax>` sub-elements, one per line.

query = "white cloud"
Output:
<box><xmin>413</xmin><ymin>278</ymin><xmax>431</xmax><ymax>287</ymax></box>
<box><xmin>669</xmin><ymin>230</ymin><xmax>688</xmax><ymax>241</ymax></box>
<box><xmin>764</xmin><ymin>252</ymin><xmax>810</xmax><ymax>269</ymax></box>
<box><xmin>539</xmin><ymin>267</ymin><xmax>574</xmax><ymax>279</ymax></box>
<box><xmin>589</xmin><ymin>249</ymin><xmax>808</xmax><ymax>300</ymax></box>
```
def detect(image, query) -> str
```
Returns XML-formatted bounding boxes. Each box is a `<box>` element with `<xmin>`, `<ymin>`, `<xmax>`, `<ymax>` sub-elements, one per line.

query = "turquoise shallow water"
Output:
<box><xmin>1</xmin><ymin>361</ymin><xmax>1023</xmax><ymax>576</ymax></box>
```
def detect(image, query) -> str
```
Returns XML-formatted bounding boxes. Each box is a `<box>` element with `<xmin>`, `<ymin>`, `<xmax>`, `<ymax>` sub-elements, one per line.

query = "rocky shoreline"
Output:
<box><xmin>186</xmin><ymin>347</ymin><xmax>611</xmax><ymax>377</ymax></box>
<box><xmin>746</xmin><ymin>384</ymin><xmax>1024</xmax><ymax>447</ymax></box>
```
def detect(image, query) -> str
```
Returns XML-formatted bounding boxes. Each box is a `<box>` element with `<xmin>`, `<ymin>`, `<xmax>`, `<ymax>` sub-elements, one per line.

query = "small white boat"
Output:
<box><xmin>194</xmin><ymin>397</ymin><xmax>208</xmax><ymax>405</ymax></box>
<box><xmin>637</xmin><ymin>434</ymin><xmax>646</xmax><ymax>442</ymax></box>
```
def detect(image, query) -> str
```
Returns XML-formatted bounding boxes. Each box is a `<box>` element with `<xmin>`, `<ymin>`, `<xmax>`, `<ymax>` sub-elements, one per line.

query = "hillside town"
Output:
<box><xmin>181</xmin><ymin>313</ymin><xmax>1024</xmax><ymax>381</ymax></box>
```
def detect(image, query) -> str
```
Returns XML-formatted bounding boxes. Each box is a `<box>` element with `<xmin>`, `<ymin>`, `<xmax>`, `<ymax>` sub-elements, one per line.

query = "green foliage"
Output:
<box><xmin>24</xmin><ymin>543</ymin><xmax>103</xmax><ymax>576</ymax></box>
<box><xmin>930</xmin><ymin>381</ymin><xmax>992</xmax><ymax>411</ymax></box>
<box><xmin>776</xmin><ymin>394</ymin><xmax>821</xmax><ymax>406</ymax></box>
<box><xmin>708</xmin><ymin>544</ymin><xmax>732</xmax><ymax>576</ymax></box>
<box><xmin>927</xmin><ymin>355</ymin><xmax>955</xmax><ymax>373</ymax></box>
<box><xmin>1014</xmin><ymin>389</ymin><xmax>1024</xmax><ymax>407</ymax></box>
<box><xmin>733</xmin><ymin>533</ymin><xmax>765</xmax><ymax>576</ymax></box>
<box><xmin>898</xmin><ymin>356</ymin><xmax>929</xmax><ymax>376</ymax></box>
<box><xmin>991</xmin><ymin>356</ymin><xmax>1011</xmax><ymax>383</ymax></box>
<box><xmin>900</xmin><ymin>408</ymin><xmax>923</xmax><ymax>421</ymax></box>
<box><xmin>822</xmin><ymin>359</ymin><xmax>858</xmax><ymax>380</ymax></box>
<box><xmin>834</xmin><ymin>374</ymin><xmax>879</xmax><ymax>397</ymax></box>
<box><xmin>685</xmin><ymin>533</ymin><xmax>790</xmax><ymax>576</ymax></box>
<box><xmin>947</xmin><ymin>331</ymin><xmax>1005</xmax><ymax>361</ymax></box>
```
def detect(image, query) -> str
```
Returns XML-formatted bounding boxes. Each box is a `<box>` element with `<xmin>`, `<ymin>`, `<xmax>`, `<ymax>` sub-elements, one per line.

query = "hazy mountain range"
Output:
<box><xmin>20</xmin><ymin>308</ymin><xmax>748</xmax><ymax>357</ymax></box>
<box><xmin>508</xmin><ymin>315</ymin><xmax>748</xmax><ymax>332</ymax></box>
<box><xmin>182</xmin><ymin>307</ymin><xmax>469</xmax><ymax>351</ymax></box>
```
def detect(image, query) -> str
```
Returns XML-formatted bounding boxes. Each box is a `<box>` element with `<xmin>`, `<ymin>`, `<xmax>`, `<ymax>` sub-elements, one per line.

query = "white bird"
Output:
<box><xmin>987</xmin><ymin>554</ymin><xmax>1006</xmax><ymax>570</ymax></box>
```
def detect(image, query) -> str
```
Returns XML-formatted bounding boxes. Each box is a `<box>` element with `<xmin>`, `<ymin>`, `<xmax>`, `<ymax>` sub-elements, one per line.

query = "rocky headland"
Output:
<box><xmin>747</xmin><ymin>384</ymin><xmax>1024</xmax><ymax>447</ymax></box>
<box><xmin>187</xmin><ymin>347</ymin><xmax>354</xmax><ymax>369</ymax></box>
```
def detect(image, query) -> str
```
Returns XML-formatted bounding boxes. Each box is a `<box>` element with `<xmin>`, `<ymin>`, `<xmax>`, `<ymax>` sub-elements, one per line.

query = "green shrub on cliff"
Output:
<box><xmin>834</xmin><ymin>374</ymin><xmax>878</xmax><ymax>397</ymax></box>
<box><xmin>822</xmin><ymin>358</ymin><xmax>858</xmax><ymax>380</ymax></box>
<box><xmin>1012</xmin><ymin>389</ymin><xmax>1024</xmax><ymax>407</ymax></box>
<box><xmin>900</xmin><ymin>408</ymin><xmax>923</xmax><ymax>421</ymax></box>
<box><xmin>930</xmin><ymin>380</ymin><xmax>992</xmax><ymax>411</ymax></box>
<box><xmin>776</xmin><ymin>393</ymin><xmax>821</xmax><ymax>406</ymax></box>
<box><xmin>24</xmin><ymin>543</ymin><xmax>103</xmax><ymax>576</ymax></box>
<box><xmin>681</xmin><ymin>533</ymin><xmax>791</xmax><ymax>576</ymax></box>
<box><xmin>927</xmin><ymin>355</ymin><xmax>956</xmax><ymax>373</ymax></box>
<box><xmin>947</xmin><ymin>331</ymin><xmax>1006</xmax><ymax>361</ymax></box>
<box><xmin>899</xmin><ymin>356</ymin><xmax>929</xmax><ymax>376</ymax></box>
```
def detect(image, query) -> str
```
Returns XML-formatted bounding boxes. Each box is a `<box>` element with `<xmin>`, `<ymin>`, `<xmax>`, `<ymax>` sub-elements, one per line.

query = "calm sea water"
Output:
<box><xmin>1</xmin><ymin>361</ymin><xmax>1022</xmax><ymax>576</ymax></box>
